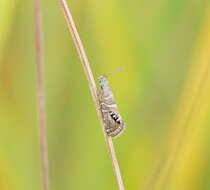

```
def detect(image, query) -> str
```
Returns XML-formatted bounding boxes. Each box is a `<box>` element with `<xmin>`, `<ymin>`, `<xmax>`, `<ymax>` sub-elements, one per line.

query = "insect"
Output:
<box><xmin>98</xmin><ymin>75</ymin><xmax>125</xmax><ymax>137</ymax></box>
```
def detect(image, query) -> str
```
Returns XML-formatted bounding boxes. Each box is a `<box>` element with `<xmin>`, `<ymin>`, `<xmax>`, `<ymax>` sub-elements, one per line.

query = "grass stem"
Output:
<box><xmin>34</xmin><ymin>0</ymin><xmax>49</xmax><ymax>189</ymax></box>
<box><xmin>59</xmin><ymin>0</ymin><xmax>125</xmax><ymax>189</ymax></box>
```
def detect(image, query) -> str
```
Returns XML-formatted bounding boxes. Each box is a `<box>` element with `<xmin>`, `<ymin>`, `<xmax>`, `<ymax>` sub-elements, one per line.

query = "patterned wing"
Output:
<box><xmin>98</xmin><ymin>76</ymin><xmax>125</xmax><ymax>137</ymax></box>
<box><xmin>104</xmin><ymin>111</ymin><xmax>124</xmax><ymax>137</ymax></box>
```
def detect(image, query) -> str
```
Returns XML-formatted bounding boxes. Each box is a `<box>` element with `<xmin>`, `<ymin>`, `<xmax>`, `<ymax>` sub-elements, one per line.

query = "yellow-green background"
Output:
<box><xmin>0</xmin><ymin>0</ymin><xmax>210</xmax><ymax>189</ymax></box>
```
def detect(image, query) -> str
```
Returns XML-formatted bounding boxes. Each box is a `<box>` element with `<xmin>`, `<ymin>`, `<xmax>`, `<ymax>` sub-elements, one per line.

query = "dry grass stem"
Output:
<box><xmin>59</xmin><ymin>0</ymin><xmax>125</xmax><ymax>189</ymax></box>
<box><xmin>34</xmin><ymin>0</ymin><xmax>49</xmax><ymax>189</ymax></box>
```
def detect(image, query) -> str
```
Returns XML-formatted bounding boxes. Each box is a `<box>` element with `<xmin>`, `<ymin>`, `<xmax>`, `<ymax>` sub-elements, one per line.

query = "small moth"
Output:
<box><xmin>98</xmin><ymin>75</ymin><xmax>125</xmax><ymax>137</ymax></box>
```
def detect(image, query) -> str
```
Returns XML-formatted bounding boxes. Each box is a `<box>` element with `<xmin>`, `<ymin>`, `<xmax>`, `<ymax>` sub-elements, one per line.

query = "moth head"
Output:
<box><xmin>98</xmin><ymin>75</ymin><xmax>109</xmax><ymax>89</ymax></box>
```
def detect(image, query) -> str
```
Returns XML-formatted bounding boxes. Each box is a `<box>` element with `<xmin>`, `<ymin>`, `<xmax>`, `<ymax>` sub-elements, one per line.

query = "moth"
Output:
<box><xmin>98</xmin><ymin>75</ymin><xmax>125</xmax><ymax>137</ymax></box>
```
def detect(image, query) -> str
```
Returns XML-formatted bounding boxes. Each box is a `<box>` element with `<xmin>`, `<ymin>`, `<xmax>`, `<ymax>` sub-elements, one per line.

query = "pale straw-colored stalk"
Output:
<box><xmin>34</xmin><ymin>0</ymin><xmax>49</xmax><ymax>189</ymax></box>
<box><xmin>59</xmin><ymin>0</ymin><xmax>125</xmax><ymax>189</ymax></box>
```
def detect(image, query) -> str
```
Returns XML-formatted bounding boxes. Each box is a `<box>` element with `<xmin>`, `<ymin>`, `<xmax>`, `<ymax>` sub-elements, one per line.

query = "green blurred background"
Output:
<box><xmin>1</xmin><ymin>0</ymin><xmax>210</xmax><ymax>189</ymax></box>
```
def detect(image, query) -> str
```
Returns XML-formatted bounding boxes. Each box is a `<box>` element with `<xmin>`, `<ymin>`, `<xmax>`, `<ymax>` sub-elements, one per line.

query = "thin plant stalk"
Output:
<box><xmin>143</xmin><ymin>12</ymin><xmax>210</xmax><ymax>189</ymax></box>
<box><xmin>59</xmin><ymin>0</ymin><xmax>125</xmax><ymax>189</ymax></box>
<box><xmin>34</xmin><ymin>0</ymin><xmax>49</xmax><ymax>190</ymax></box>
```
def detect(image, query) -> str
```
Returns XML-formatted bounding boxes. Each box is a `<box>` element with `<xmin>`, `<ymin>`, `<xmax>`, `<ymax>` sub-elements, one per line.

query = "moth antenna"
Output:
<box><xmin>107</xmin><ymin>66</ymin><xmax>125</xmax><ymax>78</ymax></box>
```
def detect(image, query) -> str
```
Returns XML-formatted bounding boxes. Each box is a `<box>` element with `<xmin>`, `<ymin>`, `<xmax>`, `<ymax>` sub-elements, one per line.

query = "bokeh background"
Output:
<box><xmin>1</xmin><ymin>0</ymin><xmax>210</xmax><ymax>190</ymax></box>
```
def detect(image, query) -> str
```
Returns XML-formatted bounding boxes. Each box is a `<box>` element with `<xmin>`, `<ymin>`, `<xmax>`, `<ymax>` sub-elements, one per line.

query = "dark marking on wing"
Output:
<box><xmin>109</xmin><ymin>111</ymin><xmax>121</xmax><ymax>124</ymax></box>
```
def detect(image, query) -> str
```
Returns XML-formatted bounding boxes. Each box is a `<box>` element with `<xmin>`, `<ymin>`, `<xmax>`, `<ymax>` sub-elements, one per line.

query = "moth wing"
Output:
<box><xmin>105</xmin><ymin>112</ymin><xmax>124</xmax><ymax>137</ymax></box>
